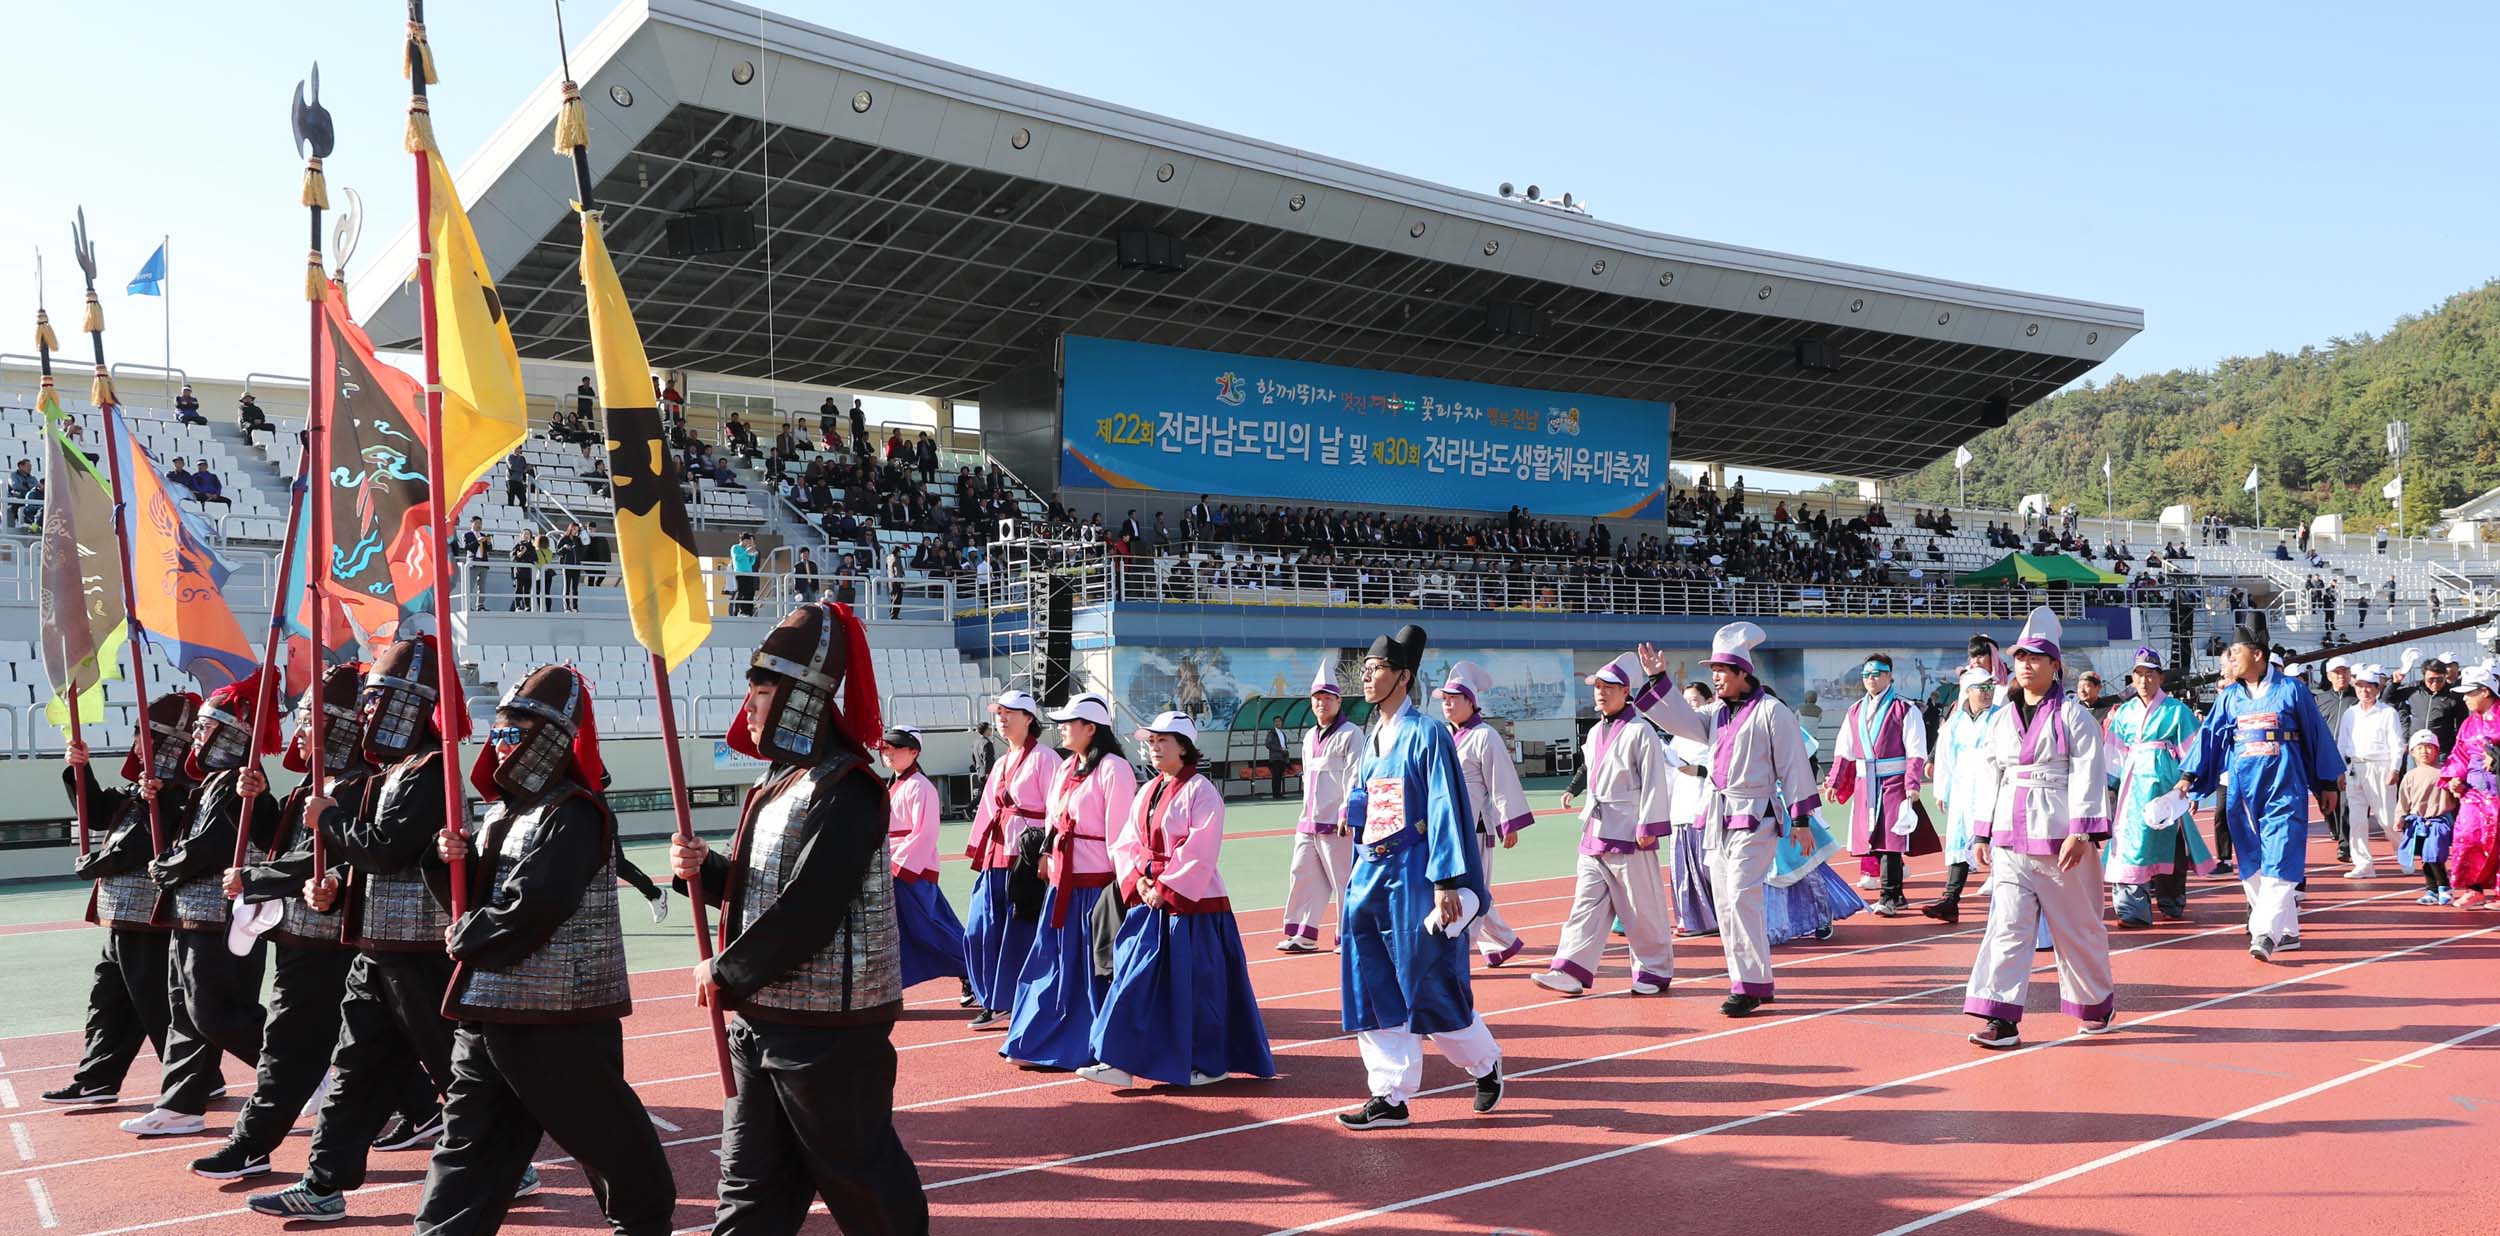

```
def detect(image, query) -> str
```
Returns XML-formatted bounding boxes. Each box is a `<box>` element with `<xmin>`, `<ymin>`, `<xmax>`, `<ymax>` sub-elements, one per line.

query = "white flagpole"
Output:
<box><xmin>161</xmin><ymin>235</ymin><xmax>171</xmax><ymax>411</ymax></box>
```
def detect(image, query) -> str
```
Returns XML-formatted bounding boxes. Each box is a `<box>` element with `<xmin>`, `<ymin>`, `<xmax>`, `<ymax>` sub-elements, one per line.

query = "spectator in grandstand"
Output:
<box><xmin>581</xmin><ymin>529</ymin><xmax>609</xmax><ymax>592</ymax></box>
<box><xmin>166</xmin><ymin>456</ymin><xmax>195</xmax><ymax>491</ymax></box>
<box><xmin>579</xmin><ymin>444</ymin><xmax>609</xmax><ymax>495</ymax></box>
<box><xmin>849</xmin><ymin>397</ymin><xmax>867</xmax><ymax>445</ymax></box>
<box><xmin>916</xmin><ymin>431</ymin><xmax>938</xmax><ymax>483</ymax></box>
<box><xmin>835</xmin><ymin>553</ymin><xmax>860</xmax><ymax>606</ymax></box>
<box><xmin>553</xmin><ymin>522</ymin><xmax>586</xmax><ymax>611</ymax></box>
<box><xmin>817</xmin><ymin>395</ymin><xmax>839</xmax><ymax>445</ymax></box>
<box><xmin>2274</xmin><ymin>539</ymin><xmax>2293</xmax><ymax>561</ymax></box>
<box><xmin>657</xmin><ymin>377</ymin><xmax>682</xmax><ymax>420</ymax></box>
<box><xmin>236</xmin><ymin>392</ymin><xmax>273</xmax><ymax>444</ymax></box>
<box><xmin>187</xmin><ymin>462</ymin><xmax>229</xmax><ymax>510</ymax></box>
<box><xmin>509</xmin><ymin>531</ymin><xmax>538</xmax><ymax>612</ymax></box>
<box><xmin>174</xmin><ymin>384</ymin><xmax>206</xmax><ymax>425</ymax></box>
<box><xmin>574</xmin><ymin>376</ymin><xmax>596</xmax><ymax>422</ymax></box>
<box><xmin>883</xmin><ymin>427</ymin><xmax>905</xmax><ymax>463</ymax></box>
<box><xmin>7</xmin><ymin>458</ymin><xmax>41</xmax><ymax>530</ymax></box>
<box><xmin>460</xmin><ymin>516</ymin><xmax>494</xmax><ymax>611</ymax></box>
<box><xmin>505</xmin><ymin>453</ymin><xmax>532</xmax><ymax>507</ymax></box>
<box><xmin>729</xmin><ymin>532</ymin><xmax>760</xmax><ymax>616</ymax></box>
<box><xmin>790</xmin><ymin>545</ymin><xmax>818</xmax><ymax>602</ymax></box>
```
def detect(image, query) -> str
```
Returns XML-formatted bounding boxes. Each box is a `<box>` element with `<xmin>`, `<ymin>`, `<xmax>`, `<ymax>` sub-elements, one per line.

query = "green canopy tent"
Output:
<box><xmin>1954</xmin><ymin>552</ymin><xmax>2122</xmax><ymax>587</ymax></box>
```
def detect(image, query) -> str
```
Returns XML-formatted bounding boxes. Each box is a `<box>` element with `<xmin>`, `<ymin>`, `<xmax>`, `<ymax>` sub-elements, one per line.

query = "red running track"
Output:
<box><xmin>4</xmin><ymin>834</ymin><xmax>2495</xmax><ymax>1236</ymax></box>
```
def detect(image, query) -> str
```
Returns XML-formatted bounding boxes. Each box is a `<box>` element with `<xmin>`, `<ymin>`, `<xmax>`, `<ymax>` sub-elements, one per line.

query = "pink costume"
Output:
<box><xmin>888</xmin><ymin>769</ymin><xmax>944</xmax><ymax>881</ymax></box>
<box><xmin>1043</xmin><ymin>752</ymin><xmax>1137</xmax><ymax>927</ymax></box>
<box><xmin>1118</xmin><ymin>771</ymin><xmax>1231</xmax><ymax>911</ymax></box>
<box><xmin>968</xmin><ymin>739</ymin><xmax>1062</xmax><ymax>870</ymax></box>
<box><xmin>2440</xmin><ymin>703</ymin><xmax>2500</xmax><ymax>894</ymax></box>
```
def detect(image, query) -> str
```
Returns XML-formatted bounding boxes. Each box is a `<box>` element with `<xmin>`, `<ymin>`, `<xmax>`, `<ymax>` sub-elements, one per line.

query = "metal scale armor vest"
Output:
<box><xmin>348</xmin><ymin>757</ymin><xmax>452</xmax><ymax>952</ymax></box>
<box><xmin>447</xmin><ymin>786</ymin><xmax>632</xmax><ymax>1022</ymax></box>
<box><xmin>735</xmin><ymin>759</ymin><xmax>903</xmax><ymax>1022</ymax></box>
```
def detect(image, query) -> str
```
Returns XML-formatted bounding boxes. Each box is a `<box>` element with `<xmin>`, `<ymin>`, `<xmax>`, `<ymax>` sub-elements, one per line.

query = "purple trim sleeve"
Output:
<box><xmin>1633</xmin><ymin>678</ymin><xmax>1671</xmax><ymax>712</ymax></box>
<box><xmin>2067</xmin><ymin>815</ymin><xmax>2110</xmax><ymax>836</ymax></box>
<box><xmin>1970</xmin><ymin>818</ymin><xmax>1994</xmax><ymax>841</ymax></box>
<box><xmin>1788</xmin><ymin>793</ymin><xmax>1823</xmax><ymax>820</ymax></box>
<box><xmin>1495</xmin><ymin>812</ymin><xmax>1535</xmax><ymax>838</ymax></box>
<box><xmin>1637</xmin><ymin>819</ymin><xmax>1676</xmax><ymax>839</ymax></box>
<box><xmin>1963</xmin><ymin>996</ymin><xmax>2025</xmax><ymax>1023</ymax></box>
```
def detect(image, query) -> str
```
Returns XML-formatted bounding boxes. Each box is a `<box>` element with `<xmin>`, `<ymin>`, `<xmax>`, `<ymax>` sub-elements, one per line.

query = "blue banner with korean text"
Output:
<box><xmin>1059</xmin><ymin>335</ymin><xmax>1670</xmax><ymax>519</ymax></box>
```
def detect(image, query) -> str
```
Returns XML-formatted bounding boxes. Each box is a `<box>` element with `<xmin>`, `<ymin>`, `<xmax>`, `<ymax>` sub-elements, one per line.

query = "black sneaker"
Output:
<box><xmin>2276</xmin><ymin>935</ymin><xmax>2303</xmax><ymax>952</ymax></box>
<box><xmin>372</xmin><ymin>1112</ymin><xmax>444</xmax><ymax>1151</ymax></box>
<box><xmin>1919</xmin><ymin>900</ymin><xmax>1960</xmax><ymax>923</ymax></box>
<box><xmin>1336</xmin><ymin>1096</ymin><xmax>1411</xmax><ymax>1130</ymax></box>
<box><xmin>1719</xmin><ymin>993</ymin><xmax>1768</xmax><ymax>1018</ymax></box>
<box><xmin>957</xmin><ymin>980</ymin><xmax>979</xmax><ymax>1009</ymax></box>
<box><xmin>1967</xmin><ymin>1018</ymin><xmax>2021</xmax><ymax>1050</ymax></box>
<box><xmin>2250</xmin><ymin>933</ymin><xmax>2275</xmax><ymax>962</ymax></box>
<box><xmin>190</xmin><ymin>1142</ymin><xmax>272</xmax><ymax>1180</ymax></box>
<box><xmin>246</xmin><ymin>1183</ymin><xmax>344</xmax><ymax>1222</ymax></box>
<box><xmin>39</xmin><ymin>1081</ymin><xmax>118</xmax><ymax>1105</ymax></box>
<box><xmin>968</xmin><ymin>1008</ymin><xmax>1006</xmax><ymax>1030</ymax></box>
<box><xmin>1870</xmin><ymin>898</ymin><xmax>1909</xmax><ymax>918</ymax></box>
<box><xmin>1472</xmin><ymin>1062</ymin><xmax>1504</xmax><ymax>1114</ymax></box>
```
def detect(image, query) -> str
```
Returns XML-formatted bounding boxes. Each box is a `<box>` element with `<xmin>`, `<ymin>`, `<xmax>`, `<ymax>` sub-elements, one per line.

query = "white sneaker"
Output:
<box><xmin>295</xmin><ymin>1070</ymin><xmax>336</xmax><ymax>1130</ymax></box>
<box><xmin>1857</xmin><ymin>874</ymin><xmax>1881</xmax><ymax>891</ymax></box>
<box><xmin>647</xmin><ymin>890</ymin><xmax>670</xmax><ymax>924</ymax></box>
<box><xmin>1187</xmin><ymin>1071</ymin><xmax>1227</xmax><ymax>1087</ymax></box>
<box><xmin>1629</xmin><ymin>979</ymin><xmax>1664</xmax><ymax>995</ymax></box>
<box><xmin>1275</xmin><ymin>937</ymin><xmax>1317</xmax><ymax>953</ymax></box>
<box><xmin>1272</xmin><ymin>937</ymin><xmax>1299</xmax><ymax>952</ymax></box>
<box><xmin>1076</xmin><ymin>1063</ymin><xmax>1136</xmax><ymax>1087</ymax></box>
<box><xmin>1531</xmin><ymin>969</ymin><xmax>1584</xmax><ymax>996</ymax></box>
<box><xmin>121</xmin><ymin>1108</ymin><xmax>207</xmax><ymax>1137</ymax></box>
<box><xmin>2346</xmin><ymin>867</ymin><xmax>2376</xmax><ymax>880</ymax></box>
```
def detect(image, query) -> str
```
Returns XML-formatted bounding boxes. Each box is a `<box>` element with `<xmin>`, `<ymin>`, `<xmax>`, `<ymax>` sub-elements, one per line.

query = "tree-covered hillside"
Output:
<box><xmin>1891</xmin><ymin>281</ymin><xmax>2500</xmax><ymax>530</ymax></box>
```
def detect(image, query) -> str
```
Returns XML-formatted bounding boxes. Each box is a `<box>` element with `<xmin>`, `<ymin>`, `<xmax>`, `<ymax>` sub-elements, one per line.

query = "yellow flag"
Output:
<box><xmin>425</xmin><ymin>149</ymin><xmax>528</xmax><ymax>501</ymax></box>
<box><xmin>580</xmin><ymin>208</ymin><xmax>712</xmax><ymax>670</ymax></box>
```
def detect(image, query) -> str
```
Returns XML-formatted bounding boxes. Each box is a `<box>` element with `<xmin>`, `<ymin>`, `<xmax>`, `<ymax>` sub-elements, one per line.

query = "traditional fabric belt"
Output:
<box><xmin>2238</xmin><ymin>730</ymin><xmax>2301</xmax><ymax>744</ymax></box>
<box><xmin>1362</xmin><ymin>828</ymin><xmax>1421</xmax><ymax>862</ymax></box>
<box><xmin>1864</xmin><ymin>756</ymin><xmax>1909</xmax><ymax>774</ymax></box>
<box><xmin>2009</xmin><ymin>767</ymin><xmax>2069</xmax><ymax>788</ymax></box>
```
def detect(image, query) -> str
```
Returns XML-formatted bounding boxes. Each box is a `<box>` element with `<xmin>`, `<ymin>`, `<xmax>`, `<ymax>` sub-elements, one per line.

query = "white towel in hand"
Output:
<box><xmin>1421</xmin><ymin>887</ymin><xmax>1482</xmax><ymax>939</ymax></box>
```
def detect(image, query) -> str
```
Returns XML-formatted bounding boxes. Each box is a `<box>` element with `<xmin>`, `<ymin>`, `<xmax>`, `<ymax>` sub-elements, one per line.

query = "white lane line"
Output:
<box><xmin>1</xmin><ymin>1080</ymin><xmax>17</xmax><ymax>1109</ymax></box>
<box><xmin>10</xmin><ymin>1122</ymin><xmax>32</xmax><ymax>1162</ymax></box>
<box><xmin>929</xmin><ymin>887</ymin><xmax>2401</xmax><ymax>1195</ymax></box>
<box><xmin>1253</xmin><ymin>913</ymin><xmax>2491</xmax><ymax>1236</ymax></box>
<box><xmin>26</xmin><ymin>1177</ymin><xmax>58</xmax><ymax>1228</ymax></box>
<box><xmin>647</xmin><ymin>1113</ymin><xmax>682</xmax><ymax>1134</ymax></box>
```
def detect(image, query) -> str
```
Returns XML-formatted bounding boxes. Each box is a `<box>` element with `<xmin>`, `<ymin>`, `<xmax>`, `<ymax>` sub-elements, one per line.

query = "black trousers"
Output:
<box><xmin>2150</xmin><ymin>828</ymin><xmax>2193</xmax><ymax>918</ymax></box>
<box><xmin>69</xmin><ymin>928</ymin><xmax>174</xmax><ymax>1094</ymax></box>
<box><xmin>1878</xmin><ymin>851</ymin><xmax>1906</xmax><ymax>903</ymax></box>
<box><xmin>615</xmin><ymin>842</ymin><xmax>661</xmax><ymax>899</ymax></box>
<box><xmin>228</xmin><ymin>944</ymin><xmax>354</xmax><ymax>1156</ymax></box>
<box><xmin>306</xmin><ymin>951</ymin><xmax>456</xmax><ymax>1194</ymax></box>
<box><xmin>163</xmin><ymin>929</ymin><xmax>267</xmax><ymax>1115</ymax></box>
<box><xmin>715</xmin><ymin>1016</ymin><xmax>927</xmax><ymax>1236</ymax></box>
<box><xmin>1936</xmin><ymin>861</ymin><xmax>1970</xmax><ymax>906</ymax></box>
<box><xmin>413</xmin><ymin>1020</ymin><xmax>676</xmax><ymax>1236</ymax></box>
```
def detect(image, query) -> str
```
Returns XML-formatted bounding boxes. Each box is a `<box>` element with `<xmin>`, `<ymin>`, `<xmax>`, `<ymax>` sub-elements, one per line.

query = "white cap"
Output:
<box><xmin>1585</xmin><ymin>652</ymin><xmax>1641</xmax><ymax>688</ymax></box>
<box><xmin>1309</xmin><ymin>657</ymin><xmax>1342</xmax><ymax>697</ymax></box>
<box><xmin>2325</xmin><ymin>655</ymin><xmax>2351</xmax><ymax>672</ymax></box>
<box><xmin>2463</xmin><ymin>668</ymin><xmax>2497</xmax><ymax>695</ymax></box>
<box><xmin>1136</xmin><ymin>709</ymin><xmax>1199</xmax><ymax>743</ymax></box>
<box><xmin>1047</xmin><ymin>692</ymin><xmax>1113</xmax><ymax>726</ymax></box>
<box><xmin>994</xmin><ymin>688</ymin><xmax>1041</xmax><ymax>716</ymax></box>
<box><xmin>2352</xmin><ymin>664</ymin><xmax>2387</xmax><ymax>686</ymax></box>
<box><xmin>1439</xmin><ymin>659</ymin><xmax>1492</xmax><ymax>701</ymax></box>
<box><xmin>1957</xmin><ymin>666</ymin><xmax>1997</xmax><ymax>689</ymax></box>
<box><xmin>2409</xmin><ymin>729</ymin><xmax>2440</xmax><ymax>749</ymax></box>
<box><xmin>1706</xmin><ymin>622</ymin><xmax>1767</xmax><ymax>674</ymax></box>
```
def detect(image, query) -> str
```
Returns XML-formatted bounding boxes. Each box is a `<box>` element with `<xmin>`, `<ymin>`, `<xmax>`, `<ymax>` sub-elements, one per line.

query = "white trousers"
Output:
<box><xmin>1708</xmin><ymin>825</ymin><xmax>1782</xmax><ymax>996</ymax></box>
<box><xmin>1357</xmin><ymin>1016</ymin><xmax>1501</xmax><ymax>1105</ymax></box>
<box><xmin>2344</xmin><ymin>759</ymin><xmax>2401</xmax><ymax>875</ymax></box>
<box><xmin>1963</xmin><ymin>848</ymin><xmax>2115</xmax><ymax>1026</ymax></box>
<box><xmin>1548</xmin><ymin>850</ymin><xmax>1674</xmax><ymax>987</ymax></box>
<box><xmin>1281</xmin><ymin>829</ymin><xmax>1353</xmax><ymax>942</ymax></box>
<box><xmin>1472</xmin><ymin>832</ymin><xmax>1522</xmax><ymax>959</ymax></box>
<box><xmin>2243</xmin><ymin>873</ymin><xmax>2302</xmax><ymax>941</ymax></box>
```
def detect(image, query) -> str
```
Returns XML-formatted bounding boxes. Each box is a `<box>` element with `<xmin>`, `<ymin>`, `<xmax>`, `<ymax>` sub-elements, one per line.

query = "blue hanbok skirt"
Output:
<box><xmin>962</xmin><ymin>869</ymin><xmax>1037</xmax><ymax>1013</ymax></box>
<box><xmin>1671</xmin><ymin>825</ymin><xmax>1718</xmax><ymax>934</ymax></box>
<box><xmin>895</xmin><ymin>876</ymin><xmax>968</xmax><ymax>988</ymax></box>
<box><xmin>1001</xmin><ymin>885</ymin><xmax>1108</xmax><ymax>1069</ymax></box>
<box><xmin>2404</xmin><ymin>814</ymin><xmax>2455</xmax><ymax>865</ymax></box>
<box><xmin>1091</xmin><ymin>904</ymin><xmax>1276</xmax><ymax>1086</ymax></box>
<box><xmin>1766</xmin><ymin>862</ymin><xmax>1865</xmax><ymax>946</ymax></box>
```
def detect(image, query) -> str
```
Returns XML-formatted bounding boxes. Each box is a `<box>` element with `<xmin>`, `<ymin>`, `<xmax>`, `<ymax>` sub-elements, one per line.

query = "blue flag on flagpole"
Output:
<box><xmin>127</xmin><ymin>242</ymin><xmax>168</xmax><ymax>297</ymax></box>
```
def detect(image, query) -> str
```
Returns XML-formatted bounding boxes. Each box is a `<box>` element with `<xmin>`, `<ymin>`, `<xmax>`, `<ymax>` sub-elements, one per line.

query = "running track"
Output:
<box><xmin>3</xmin><ymin>831</ymin><xmax>2495</xmax><ymax>1235</ymax></box>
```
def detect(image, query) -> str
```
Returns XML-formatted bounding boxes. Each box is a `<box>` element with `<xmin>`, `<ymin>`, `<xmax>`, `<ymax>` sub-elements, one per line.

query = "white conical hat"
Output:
<box><xmin>2011</xmin><ymin>606</ymin><xmax>2063</xmax><ymax>661</ymax></box>
<box><xmin>1439</xmin><ymin>659</ymin><xmax>1492</xmax><ymax>701</ymax></box>
<box><xmin>1706</xmin><ymin>622</ymin><xmax>1766</xmax><ymax>674</ymax></box>
<box><xmin>1309</xmin><ymin>658</ymin><xmax>1342</xmax><ymax>696</ymax></box>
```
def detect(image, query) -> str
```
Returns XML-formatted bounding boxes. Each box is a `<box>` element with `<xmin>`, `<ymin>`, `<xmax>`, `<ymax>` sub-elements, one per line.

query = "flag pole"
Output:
<box><xmin>72</xmin><ymin>209</ymin><xmax>171</xmax><ymax>924</ymax></box>
<box><xmin>295</xmin><ymin>63</ymin><xmax>338</xmax><ymax>879</ymax></box>
<box><xmin>235</xmin><ymin>449</ymin><xmax>312</xmax><ymax>872</ymax></box>
<box><xmin>161</xmin><ymin>234</ymin><xmax>171</xmax><ymax>413</ymax></box>
<box><xmin>550</xmin><ymin>0</ymin><xmax>733</xmax><ymax>1097</ymax></box>
<box><xmin>34</xmin><ymin>260</ymin><xmax>91</xmax><ymax>856</ymax></box>
<box><xmin>406</xmin><ymin>2</ymin><xmax>471</xmax><ymax>913</ymax></box>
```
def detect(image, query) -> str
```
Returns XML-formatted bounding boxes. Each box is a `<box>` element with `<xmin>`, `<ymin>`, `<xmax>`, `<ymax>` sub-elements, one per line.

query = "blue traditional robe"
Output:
<box><xmin>2180</xmin><ymin>670</ymin><xmax>2345</xmax><ymax>883</ymax></box>
<box><xmin>1339</xmin><ymin>700</ymin><xmax>1487</xmax><ymax>1037</ymax></box>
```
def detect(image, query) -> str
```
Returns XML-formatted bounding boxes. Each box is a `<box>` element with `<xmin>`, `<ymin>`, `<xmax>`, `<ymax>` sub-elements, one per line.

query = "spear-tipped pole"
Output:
<box><xmin>289</xmin><ymin>62</ymin><xmax>340</xmax><ymax>880</ymax></box>
<box><xmin>405</xmin><ymin>0</ymin><xmax>472</xmax><ymax>914</ymax></box>
<box><xmin>35</xmin><ymin>252</ymin><xmax>92</xmax><ymax>856</ymax></box>
<box><xmin>551</xmin><ymin>0</ymin><xmax>734</xmax><ymax>1097</ymax></box>
<box><xmin>73</xmin><ymin>209</ymin><xmax>171</xmax><ymax>925</ymax></box>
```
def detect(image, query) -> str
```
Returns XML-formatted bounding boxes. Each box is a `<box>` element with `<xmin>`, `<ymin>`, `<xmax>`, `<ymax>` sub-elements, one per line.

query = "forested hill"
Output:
<box><xmin>1890</xmin><ymin>281</ymin><xmax>2500</xmax><ymax>529</ymax></box>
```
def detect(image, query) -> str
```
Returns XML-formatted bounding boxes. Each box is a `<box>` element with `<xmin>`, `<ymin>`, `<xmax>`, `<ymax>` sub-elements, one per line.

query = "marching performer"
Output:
<box><xmin>1439</xmin><ymin>660</ymin><xmax>1536</xmax><ymax>966</ymax></box>
<box><xmin>1538</xmin><ymin>654</ymin><xmax>1676</xmax><ymax>996</ymax></box>
<box><xmin>1336</xmin><ymin>625</ymin><xmax>1505</xmax><ymax>1129</ymax></box>
<box><xmin>192</xmin><ymin>665</ymin><xmax>369</xmax><ymax>1179</ymax></box>
<box><xmin>1279</xmin><ymin>659</ymin><xmax>1361</xmax><ymax>952</ymax></box>
<box><xmin>419</xmin><ymin>665</ymin><xmax>676</xmax><ymax>1236</ymax></box>
<box><xmin>1825</xmin><ymin>654</ymin><xmax>1931</xmax><ymax>916</ymax></box>
<box><xmin>2178</xmin><ymin>614</ymin><xmax>2345</xmax><ymax>958</ymax></box>
<box><xmin>44</xmin><ymin>694</ymin><xmax>212</xmax><ymax>1113</ymax></box>
<box><xmin>1663</xmin><ymin>678</ymin><xmax>1720</xmax><ymax>936</ymax></box>
<box><xmin>1084</xmin><ymin>711</ymin><xmax>1275</xmax><ymax>1088</ymax></box>
<box><xmin>671</xmin><ymin>602</ymin><xmax>929</xmax><ymax>1235</ymax></box>
<box><xmin>1961</xmin><ymin>607</ymin><xmax>2118</xmax><ymax>1049</ymax></box>
<box><xmin>2104</xmin><ymin>648</ymin><xmax>2211</xmax><ymax>928</ymax></box>
<box><xmin>1635</xmin><ymin>625</ymin><xmax>1822</xmax><ymax>1017</ymax></box>
<box><xmin>142</xmin><ymin>676</ymin><xmax>279</xmax><ymax>1136</ymax></box>
<box><xmin>250</xmin><ymin>637</ymin><xmax>477</xmax><ymax>1222</ymax></box>
<box><xmin>2337</xmin><ymin>664</ymin><xmax>2406</xmax><ymax>878</ymax></box>
<box><xmin>880</xmin><ymin>726</ymin><xmax>970</xmax><ymax>997</ymax></box>
<box><xmin>1924</xmin><ymin>666</ymin><xmax>2002</xmax><ymax>923</ymax></box>
<box><xmin>963</xmin><ymin>688</ymin><xmax>1060</xmax><ymax>1028</ymax></box>
<box><xmin>1002</xmin><ymin>693</ymin><xmax>1134</xmax><ymax>1070</ymax></box>
<box><xmin>2439</xmin><ymin>670</ymin><xmax>2500</xmax><ymax>908</ymax></box>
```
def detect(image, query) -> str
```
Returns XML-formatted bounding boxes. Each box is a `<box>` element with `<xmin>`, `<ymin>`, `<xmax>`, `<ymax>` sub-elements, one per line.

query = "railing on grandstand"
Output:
<box><xmin>449</xmin><ymin>556</ymin><xmax>957</xmax><ymax>624</ymax></box>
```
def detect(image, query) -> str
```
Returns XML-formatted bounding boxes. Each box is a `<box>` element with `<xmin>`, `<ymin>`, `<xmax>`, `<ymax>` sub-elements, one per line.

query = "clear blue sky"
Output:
<box><xmin>7</xmin><ymin>1</ymin><xmax>2496</xmax><ymax>479</ymax></box>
